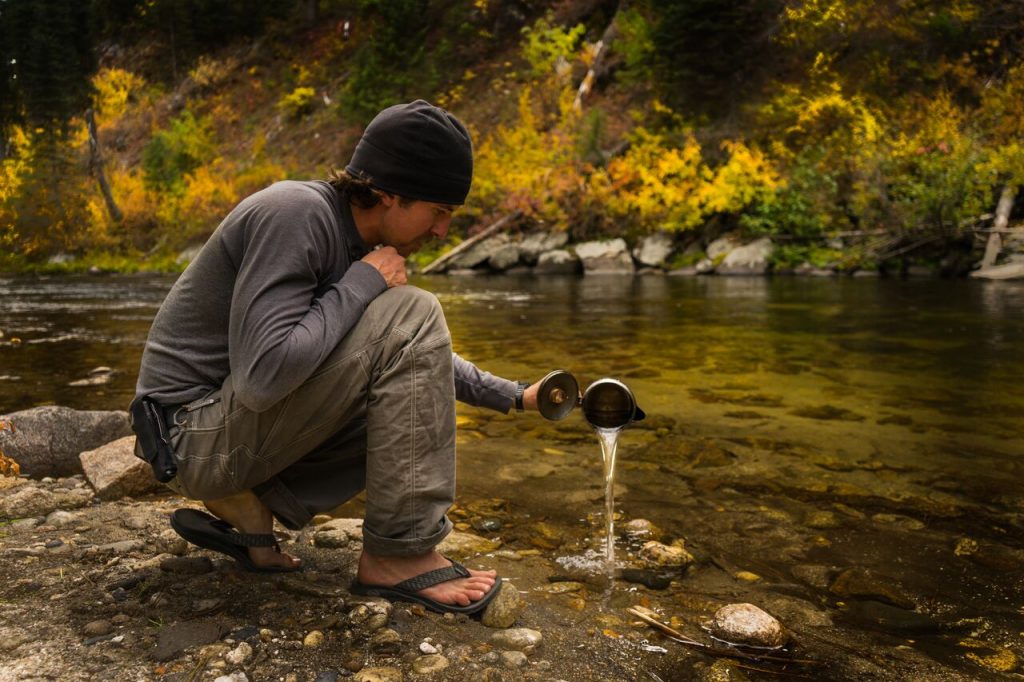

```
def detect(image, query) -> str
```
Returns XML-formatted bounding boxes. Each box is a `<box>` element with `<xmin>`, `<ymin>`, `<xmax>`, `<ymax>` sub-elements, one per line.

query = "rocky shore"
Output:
<box><xmin>1</xmin><ymin>406</ymin><xmax>1020</xmax><ymax>681</ymax></box>
<box><xmin>419</xmin><ymin>228</ymin><xmax>1024</xmax><ymax>280</ymax></box>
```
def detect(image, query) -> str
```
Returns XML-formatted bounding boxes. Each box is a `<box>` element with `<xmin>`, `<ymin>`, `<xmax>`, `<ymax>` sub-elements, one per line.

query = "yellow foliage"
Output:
<box><xmin>93</xmin><ymin>68</ymin><xmax>147</xmax><ymax>122</ymax></box>
<box><xmin>702</xmin><ymin>141</ymin><xmax>782</xmax><ymax>214</ymax></box>
<box><xmin>472</xmin><ymin>87</ymin><xmax>585</xmax><ymax>227</ymax></box>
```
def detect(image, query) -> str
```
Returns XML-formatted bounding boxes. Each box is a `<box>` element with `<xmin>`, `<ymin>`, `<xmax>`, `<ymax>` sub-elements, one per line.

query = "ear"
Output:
<box><xmin>379</xmin><ymin>192</ymin><xmax>397</xmax><ymax>208</ymax></box>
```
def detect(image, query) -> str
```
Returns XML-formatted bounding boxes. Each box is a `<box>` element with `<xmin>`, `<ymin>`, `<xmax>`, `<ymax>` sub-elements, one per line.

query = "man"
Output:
<box><xmin>132</xmin><ymin>100</ymin><xmax>541</xmax><ymax>614</ymax></box>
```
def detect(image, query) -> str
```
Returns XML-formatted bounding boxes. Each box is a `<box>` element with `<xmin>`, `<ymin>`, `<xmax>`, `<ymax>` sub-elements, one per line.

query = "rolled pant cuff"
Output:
<box><xmin>361</xmin><ymin>516</ymin><xmax>454</xmax><ymax>556</ymax></box>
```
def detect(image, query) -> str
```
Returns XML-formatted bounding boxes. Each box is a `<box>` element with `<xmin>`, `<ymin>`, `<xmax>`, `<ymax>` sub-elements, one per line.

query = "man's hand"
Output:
<box><xmin>522</xmin><ymin>380</ymin><xmax>541</xmax><ymax>411</ymax></box>
<box><xmin>362</xmin><ymin>247</ymin><xmax>407</xmax><ymax>288</ymax></box>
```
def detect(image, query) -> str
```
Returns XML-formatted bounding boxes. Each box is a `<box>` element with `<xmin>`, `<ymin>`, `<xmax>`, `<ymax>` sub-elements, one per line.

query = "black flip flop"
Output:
<box><xmin>170</xmin><ymin>508</ymin><xmax>302</xmax><ymax>573</ymax></box>
<box><xmin>350</xmin><ymin>559</ymin><xmax>502</xmax><ymax>615</ymax></box>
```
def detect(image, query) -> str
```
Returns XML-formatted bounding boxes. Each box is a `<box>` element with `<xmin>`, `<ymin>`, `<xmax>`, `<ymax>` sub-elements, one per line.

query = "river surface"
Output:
<box><xmin>1</xmin><ymin>272</ymin><xmax>1023</xmax><ymax>679</ymax></box>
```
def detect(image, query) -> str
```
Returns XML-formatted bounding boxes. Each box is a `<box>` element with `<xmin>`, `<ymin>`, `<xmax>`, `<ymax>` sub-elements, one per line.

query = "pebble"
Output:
<box><xmin>44</xmin><ymin>539</ymin><xmax>64</xmax><ymax>549</ymax></box>
<box><xmin>638</xmin><ymin>541</ymin><xmax>694</xmax><ymax>568</ymax></box>
<box><xmin>353</xmin><ymin>668</ymin><xmax>403</xmax><ymax>682</ymax></box>
<box><xmin>412</xmin><ymin>654</ymin><xmax>449</xmax><ymax>674</ymax></box>
<box><xmin>490</xmin><ymin>628</ymin><xmax>543</xmax><ymax>652</ymax></box>
<box><xmin>369</xmin><ymin>628</ymin><xmax>401</xmax><ymax>654</ymax></box>
<box><xmin>45</xmin><ymin>510</ymin><xmax>77</xmax><ymax>526</ymax></box>
<box><xmin>83</xmin><ymin>620</ymin><xmax>113</xmax><ymax>637</ymax></box>
<box><xmin>419</xmin><ymin>641</ymin><xmax>438</xmax><ymax>654</ymax></box>
<box><xmin>709</xmin><ymin>603</ymin><xmax>786</xmax><ymax>648</ymax></box>
<box><xmin>304</xmin><ymin>630</ymin><xmax>325</xmax><ymax>648</ymax></box>
<box><xmin>537</xmin><ymin>581</ymin><xmax>585</xmax><ymax>594</ymax></box>
<box><xmin>623</xmin><ymin>518</ymin><xmax>661</xmax><ymax>539</ymax></box>
<box><xmin>225</xmin><ymin>642</ymin><xmax>252</xmax><ymax>664</ymax></box>
<box><xmin>481</xmin><ymin>580</ymin><xmax>522</xmax><ymax>628</ymax></box>
<box><xmin>501</xmin><ymin>651</ymin><xmax>528</xmax><ymax>668</ymax></box>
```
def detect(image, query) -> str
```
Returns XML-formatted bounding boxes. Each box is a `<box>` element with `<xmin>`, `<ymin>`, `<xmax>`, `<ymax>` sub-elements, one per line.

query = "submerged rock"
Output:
<box><xmin>638</xmin><ymin>541</ymin><xmax>694</xmax><ymax>568</ymax></box>
<box><xmin>829</xmin><ymin>567</ymin><xmax>916</xmax><ymax>610</ymax></box>
<box><xmin>490</xmin><ymin>627</ymin><xmax>542</xmax><ymax>652</ymax></box>
<box><xmin>708</xmin><ymin>603</ymin><xmax>786</xmax><ymax>648</ymax></box>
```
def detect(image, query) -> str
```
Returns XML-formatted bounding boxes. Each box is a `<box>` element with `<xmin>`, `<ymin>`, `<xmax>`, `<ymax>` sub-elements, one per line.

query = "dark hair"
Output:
<box><xmin>328</xmin><ymin>169</ymin><xmax>414</xmax><ymax>210</ymax></box>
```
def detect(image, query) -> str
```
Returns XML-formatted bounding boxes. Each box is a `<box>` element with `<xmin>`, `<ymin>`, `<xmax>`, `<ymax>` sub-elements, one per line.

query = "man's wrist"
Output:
<box><xmin>514</xmin><ymin>381</ymin><xmax>529</xmax><ymax>412</ymax></box>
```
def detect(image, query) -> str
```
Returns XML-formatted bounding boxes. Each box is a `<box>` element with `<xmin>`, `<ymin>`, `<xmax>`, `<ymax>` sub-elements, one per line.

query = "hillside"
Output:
<box><xmin>2</xmin><ymin>0</ymin><xmax>1024</xmax><ymax>275</ymax></box>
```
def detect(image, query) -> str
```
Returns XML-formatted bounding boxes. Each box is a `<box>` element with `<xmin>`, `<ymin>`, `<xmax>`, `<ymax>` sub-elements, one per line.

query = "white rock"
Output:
<box><xmin>225</xmin><ymin>642</ymin><xmax>252</xmax><ymax>665</ymax></box>
<box><xmin>490</xmin><ymin>627</ymin><xmax>542</xmax><ymax>652</ymax></box>
<box><xmin>709</xmin><ymin>603</ymin><xmax>786</xmax><ymax>648</ymax></box>
<box><xmin>519</xmin><ymin>232</ymin><xmax>569</xmax><ymax>264</ymax></box>
<box><xmin>534</xmin><ymin>249</ymin><xmax>580</xmax><ymax>274</ymax></box>
<box><xmin>419</xmin><ymin>641</ymin><xmax>439</xmax><ymax>654</ymax></box>
<box><xmin>717</xmin><ymin>237</ymin><xmax>774</xmax><ymax>275</ymax></box>
<box><xmin>632</xmin><ymin>232</ymin><xmax>675</xmax><ymax>267</ymax></box>
<box><xmin>576</xmin><ymin>238</ymin><xmax>635</xmax><ymax>274</ymax></box>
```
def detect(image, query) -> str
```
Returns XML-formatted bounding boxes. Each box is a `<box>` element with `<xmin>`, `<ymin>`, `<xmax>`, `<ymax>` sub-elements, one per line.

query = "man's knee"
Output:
<box><xmin>369</xmin><ymin>286</ymin><xmax>446</xmax><ymax>332</ymax></box>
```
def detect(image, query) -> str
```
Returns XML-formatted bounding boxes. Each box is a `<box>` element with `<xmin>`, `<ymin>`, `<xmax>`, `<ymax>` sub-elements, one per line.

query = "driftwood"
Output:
<box><xmin>979</xmin><ymin>185</ymin><xmax>1017</xmax><ymax>269</ymax></box>
<box><xmin>573</xmin><ymin>10</ymin><xmax>620</xmax><ymax>112</ymax></box>
<box><xmin>420</xmin><ymin>211</ymin><xmax>522</xmax><ymax>274</ymax></box>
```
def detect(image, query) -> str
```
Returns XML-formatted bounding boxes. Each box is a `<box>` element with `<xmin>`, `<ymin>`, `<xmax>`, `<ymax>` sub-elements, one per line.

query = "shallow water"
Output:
<box><xmin>2</xmin><ymin>272</ymin><xmax>1023</xmax><ymax>678</ymax></box>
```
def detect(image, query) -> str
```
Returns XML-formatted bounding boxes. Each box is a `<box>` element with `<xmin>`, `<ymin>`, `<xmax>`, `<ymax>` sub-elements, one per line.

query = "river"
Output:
<box><xmin>1</xmin><ymin>272</ymin><xmax>1022</xmax><ymax>679</ymax></box>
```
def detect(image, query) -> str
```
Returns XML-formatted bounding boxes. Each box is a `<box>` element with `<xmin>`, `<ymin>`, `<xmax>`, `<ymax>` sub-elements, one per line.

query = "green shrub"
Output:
<box><xmin>142</xmin><ymin>111</ymin><xmax>214</xmax><ymax>192</ymax></box>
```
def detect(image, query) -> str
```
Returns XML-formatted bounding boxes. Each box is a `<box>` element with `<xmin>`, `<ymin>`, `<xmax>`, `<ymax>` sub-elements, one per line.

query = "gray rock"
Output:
<box><xmin>481</xmin><ymin>580</ymin><xmax>522</xmax><ymax>628</ymax></box>
<box><xmin>490</xmin><ymin>627</ymin><xmax>542</xmax><ymax>652</ymax></box>
<box><xmin>437</xmin><ymin>531</ymin><xmax>501</xmax><ymax>557</ymax></box>
<box><xmin>519</xmin><ymin>232</ymin><xmax>569</xmax><ymax>264</ymax></box>
<box><xmin>225</xmin><ymin>641</ymin><xmax>253</xmax><ymax>664</ymax></box>
<box><xmin>632</xmin><ymin>232</ymin><xmax>675</xmax><ymax>267</ymax></box>
<box><xmin>313</xmin><ymin>518</ymin><xmax>363</xmax><ymax>548</ymax></box>
<box><xmin>452</xmin><ymin>234</ymin><xmax>511</xmax><ymax>269</ymax></box>
<box><xmin>717</xmin><ymin>237</ymin><xmax>773</xmax><ymax>276</ymax></box>
<box><xmin>706</xmin><ymin>234</ymin><xmax>741</xmax><ymax>260</ymax></box>
<box><xmin>348</xmin><ymin>599</ymin><xmax>392</xmax><ymax>634</ymax></box>
<box><xmin>213</xmin><ymin>674</ymin><xmax>249</xmax><ymax>682</ymax></box>
<box><xmin>533</xmin><ymin>249</ymin><xmax>580</xmax><ymax>275</ymax></box>
<box><xmin>488</xmin><ymin>244</ymin><xmax>521</xmax><ymax>271</ymax></box>
<box><xmin>45</xmin><ymin>510</ymin><xmax>77</xmax><ymax>526</ymax></box>
<box><xmin>80</xmin><ymin>436</ymin><xmax>162</xmax><ymax>500</ymax></box>
<box><xmin>0</xmin><ymin>485</ymin><xmax>93</xmax><ymax>520</ymax></box>
<box><xmin>0</xmin><ymin>406</ymin><xmax>133</xmax><ymax>478</ymax></box>
<box><xmin>709</xmin><ymin>603</ymin><xmax>786</xmax><ymax>648</ymax></box>
<box><xmin>576</xmin><ymin>239</ymin><xmax>635</xmax><ymax>274</ymax></box>
<box><xmin>501</xmin><ymin>650</ymin><xmax>529</xmax><ymax>668</ymax></box>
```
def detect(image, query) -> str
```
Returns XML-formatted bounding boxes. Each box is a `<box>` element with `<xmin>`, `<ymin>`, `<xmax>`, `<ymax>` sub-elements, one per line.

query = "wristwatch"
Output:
<box><xmin>514</xmin><ymin>381</ymin><xmax>530</xmax><ymax>412</ymax></box>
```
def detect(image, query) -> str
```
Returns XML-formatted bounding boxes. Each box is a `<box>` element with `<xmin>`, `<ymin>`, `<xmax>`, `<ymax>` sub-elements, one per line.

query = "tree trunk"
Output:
<box><xmin>573</xmin><ymin>9</ymin><xmax>620</xmax><ymax>112</ymax></box>
<box><xmin>980</xmin><ymin>185</ymin><xmax>1016</xmax><ymax>269</ymax></box>
<box><xmin>86</xmin><ymin>108</ymin><xmax>123</xmax><ymax>224</ymax></box>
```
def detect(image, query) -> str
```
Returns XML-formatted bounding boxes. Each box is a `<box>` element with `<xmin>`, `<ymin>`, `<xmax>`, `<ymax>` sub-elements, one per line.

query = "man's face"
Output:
<box><xmin>379</xmin><ymin>195</ymin><xmax>456</xmax><ymax>256</ymax></box>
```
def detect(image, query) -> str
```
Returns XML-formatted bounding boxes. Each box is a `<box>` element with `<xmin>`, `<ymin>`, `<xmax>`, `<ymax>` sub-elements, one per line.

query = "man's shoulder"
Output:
<box><xmin>248</xmin><ymin>180</ymin><xmax>333</xmax><ymax>207</ymax></box>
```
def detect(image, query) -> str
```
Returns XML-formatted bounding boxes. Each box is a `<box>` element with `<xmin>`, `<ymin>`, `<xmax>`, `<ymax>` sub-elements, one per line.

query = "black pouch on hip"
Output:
<box><xmin>129</xmin><ymin>397</ymin><xmax>179</xmax><ymax>483</ymax></box>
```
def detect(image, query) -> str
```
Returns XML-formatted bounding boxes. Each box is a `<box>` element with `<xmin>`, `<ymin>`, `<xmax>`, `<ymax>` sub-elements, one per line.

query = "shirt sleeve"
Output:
<box><xmin>453</xmin><ymin>352</ymin><xmax>516</xmax><ymax>413</ymax></box>
<box><xmin>227</xmin><ymin>199</ymin><xmax>386</xmax><ymax>412</ymax></box>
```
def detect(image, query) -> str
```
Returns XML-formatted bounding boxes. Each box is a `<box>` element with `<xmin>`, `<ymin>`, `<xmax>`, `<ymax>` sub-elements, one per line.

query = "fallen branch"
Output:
<box><xmin>627</xmin><ymin>606</ymin><xmax>819</xmax><ymax>667</ymax></box>
<box><xmin>421</xmin><ymin>211</ymin><xmax>522</xmax><ymax>274</ymax></box>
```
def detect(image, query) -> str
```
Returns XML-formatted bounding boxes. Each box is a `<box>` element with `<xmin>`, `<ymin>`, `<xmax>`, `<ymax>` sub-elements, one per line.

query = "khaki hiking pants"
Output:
<box><xmin>165</xmin><ymin>286</ymin><xmax>456</xmax><ymax>556</ymax></box>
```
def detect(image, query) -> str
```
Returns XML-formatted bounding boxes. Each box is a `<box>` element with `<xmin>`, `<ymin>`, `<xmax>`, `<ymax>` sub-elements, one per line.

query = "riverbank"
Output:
<box><xmin>5</xmin><ymin>223</ymin><xmax>1024</xmax><ymax>281</ymax></box>
<box><xmin>1</xmin><ymin>403</ymin><xmax>1021</xmax><ymax>681</ymax></box>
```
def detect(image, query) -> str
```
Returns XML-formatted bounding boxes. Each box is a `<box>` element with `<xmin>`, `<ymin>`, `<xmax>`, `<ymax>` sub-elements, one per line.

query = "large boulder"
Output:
<box><xmin>575</xmin><ymin>238</ymin><xmax>635</xmax><ymax>275</ymax></box>
<box><xmin>79</xmin><ymin>435</ymin><xmax>162</xmax><ymax>500</ymax></box>
<box><xmin>632</xmin><ymin>232</ymin><xmax>675</xmax><ymax>268</ymax></box>
<box><xmin>533</xmin><ymin>249</ymin><xmax>580</xmax><ymax>275</ymax></box>
<box><xmin>488</xmin><ymin>243</ymin><xmax>522</xmax><ymax>271</ymax></box>
<box><xmin>0</xmin><ymin>406</ymin><xmax>133</xmax><ymax>478</ymax></box>
<box><xmin>717</xmin><ymin>237</ymin><xmax>774</xmax><ymax>276</ymax></box>
<box><xmin>451</xmin><ymin>234</ymin><xmax>511</xmax><ymax>270</ymax></box>
<box><xmin>519</xmin><ymin>231</ymin><xmax>569</xmax><ymax>265</ymax></box>
<box><xmin>706</xmin><ymin>233</ymin><xmax>742</xmax><ymax>261</ymax></box>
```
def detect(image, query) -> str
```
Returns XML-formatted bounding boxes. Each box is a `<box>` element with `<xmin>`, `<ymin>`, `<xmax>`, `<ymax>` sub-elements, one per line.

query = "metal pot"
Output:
<box><xmin>536</xmin><ymin>370</ymin><xmax>645</xmax><ymax>430</ymax></box>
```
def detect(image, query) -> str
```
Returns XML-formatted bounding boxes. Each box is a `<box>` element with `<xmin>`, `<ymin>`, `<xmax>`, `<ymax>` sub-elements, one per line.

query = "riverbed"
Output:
<box><xmin>1</xmin><ymin>272</ymin><xmax>1022</xmax><ymax>679</ymax></box>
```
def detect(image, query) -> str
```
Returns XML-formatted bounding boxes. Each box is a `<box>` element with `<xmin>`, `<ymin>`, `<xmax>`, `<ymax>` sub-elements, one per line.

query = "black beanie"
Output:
<box><xmin>345</xmin><ymin>100</ymin><xmax>473</xmax><ymax>205</ymax></box>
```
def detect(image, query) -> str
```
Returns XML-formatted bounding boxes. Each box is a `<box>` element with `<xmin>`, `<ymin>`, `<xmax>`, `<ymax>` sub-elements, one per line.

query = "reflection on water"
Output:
<box><xmin>2</xmin><ymin>272</ymin><xmax>1023</xmax><ymax>678</ymax></box>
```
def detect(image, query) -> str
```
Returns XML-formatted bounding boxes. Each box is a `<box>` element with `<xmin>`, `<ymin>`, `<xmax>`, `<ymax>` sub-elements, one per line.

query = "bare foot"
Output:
<box><xmin>357</xmin><ymin>550</ymin><xmax>497</xmax><ymax>606</ymax></box>
<box><xmin>203</xmin><ymin>491</ymin><xmax>302</xmax><ymax>570</ymax></box>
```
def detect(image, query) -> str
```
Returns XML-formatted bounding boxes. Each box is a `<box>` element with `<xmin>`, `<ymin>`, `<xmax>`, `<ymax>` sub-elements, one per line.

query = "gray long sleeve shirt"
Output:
<box><xmin>135</xmin><ymin>180</ymin><xmax>515</xmax><ymax>414</ymax></box>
